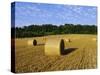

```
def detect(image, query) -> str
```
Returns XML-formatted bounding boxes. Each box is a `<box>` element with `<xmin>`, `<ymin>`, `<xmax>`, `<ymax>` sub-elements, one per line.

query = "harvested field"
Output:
<box><xmin>15</xmin><ymin>34</ymin><xmax>97</xmax><ymax>73</ymax></box>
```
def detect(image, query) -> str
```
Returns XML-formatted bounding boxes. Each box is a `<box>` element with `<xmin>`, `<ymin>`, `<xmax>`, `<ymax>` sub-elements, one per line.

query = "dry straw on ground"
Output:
<box><xmin>92</xmin><ymin>38</ymin><xmax>97</xmax><ymax>41</ymax></box>
<box><xmin>43</xmin><ymin>37</ymin><xmax>47</xmax><ymax>42</ymax></box>
<box><xmin>16</xmin><ymin>35</ymin><xmax>97</xmax><ymax>72</ymax></box>
<box><xmin>45</xmin><ymin>38</ymin><xmax>65</xmax><ymax>56</ymax></box>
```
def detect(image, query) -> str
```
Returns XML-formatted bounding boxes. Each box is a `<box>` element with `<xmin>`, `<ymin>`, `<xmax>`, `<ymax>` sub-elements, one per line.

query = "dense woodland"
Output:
<box><xmin>12</xmin><ymin>24</ymin><xmax>97</xmax><ymax>38</ymax></box>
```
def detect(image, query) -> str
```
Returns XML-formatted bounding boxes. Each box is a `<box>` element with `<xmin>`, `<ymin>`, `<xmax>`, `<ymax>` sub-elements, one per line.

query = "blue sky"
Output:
<box><xmin>12</xmin><ymin>2</ymin><xmax>97</xmax><ymax>27</ymax></box>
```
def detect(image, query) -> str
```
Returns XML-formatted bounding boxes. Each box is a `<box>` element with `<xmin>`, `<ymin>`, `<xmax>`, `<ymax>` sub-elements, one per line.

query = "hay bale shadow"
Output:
<box><xmin>61</xmin><ymin>48</ymin><xmax>78</xmax><ymax>55</ymax></box>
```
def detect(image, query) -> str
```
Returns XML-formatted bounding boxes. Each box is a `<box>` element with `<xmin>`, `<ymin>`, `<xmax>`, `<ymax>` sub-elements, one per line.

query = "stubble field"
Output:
<box><xmin>15</xmin><ymin>34</ymin><xmax>97</xmax><ymax>73</ymax></box>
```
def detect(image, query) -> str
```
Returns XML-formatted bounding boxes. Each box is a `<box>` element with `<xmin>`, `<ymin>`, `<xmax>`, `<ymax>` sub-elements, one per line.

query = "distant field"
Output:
<box><xmin>15</xmin><ymin>34</ymin><xmax>97</xmax><ymax>73</ymax></box>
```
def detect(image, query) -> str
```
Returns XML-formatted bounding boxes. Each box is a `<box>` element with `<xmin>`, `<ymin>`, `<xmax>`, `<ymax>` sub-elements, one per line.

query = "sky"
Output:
<box><xmin>11</xmin><ymin>2</ymin><xmax>97</xmax><ymax>27</ymax></box>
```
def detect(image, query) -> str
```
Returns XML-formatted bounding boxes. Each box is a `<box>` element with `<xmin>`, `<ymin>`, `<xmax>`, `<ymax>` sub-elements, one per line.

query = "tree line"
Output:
<box><xmin>12</xmin><ymin>24</ymin><xmax>97</xmax><ymax>38</ymax></box>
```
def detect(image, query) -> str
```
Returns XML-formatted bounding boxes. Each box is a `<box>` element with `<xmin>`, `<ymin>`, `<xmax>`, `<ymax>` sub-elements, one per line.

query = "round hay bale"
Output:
<box><xmin>45</xmin><ymin>38</ymin><xmax>65</xmax><ymax>56</ymax></box>
<box><xmin>33</xmin><ymin>39</ymin><xmax>37</xmax><ymax>46</ymax></box>
<box><xmin>65</xmin><ymin>39</ymin><xmax>71</xmax><ymax>42</ymax></box>
<box><xmin>92</xmin><ymin>38</ymin><xmax>97</xmax><ymax>41</ymax></box>
<box><xmin>28</xmin><ymin>39</ymin><xmax>37</xmax><ymax>46</ymax></box>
